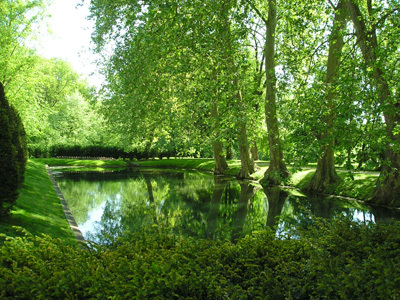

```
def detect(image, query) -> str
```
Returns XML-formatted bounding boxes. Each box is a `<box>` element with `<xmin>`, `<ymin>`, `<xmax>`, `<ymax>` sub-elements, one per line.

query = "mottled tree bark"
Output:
<box><xmin>226</xmin><ymin>144</ymin><xmax>233</xmax><ymax>160</ymax></box>
<box><xmin>211</xmin><ymin>99</ymin><xmax>229</xmax><ymax>174</ymax></box>
<box><xmin>237</xmin><ymin>123</ymin><xmax>256</xmax><ymax>179</ymax></box>
<box><xmin>251</xmin><ymin>141</ymin><xmax>259</xmax><ymax>161</ymax></box>
<box><xmin>262</xmin><ymin>0</ymin><xmax>289</xmax><ymax>185</ymax></box>
<box><xmin>220</xmin><ymin>0</ymin><xmax>256</xmax><ymax>179</ymax></box>
<box><xmin>305</xmin><ymin>0</ymin><xmax>345</xmax><ymax>192</ymax></box>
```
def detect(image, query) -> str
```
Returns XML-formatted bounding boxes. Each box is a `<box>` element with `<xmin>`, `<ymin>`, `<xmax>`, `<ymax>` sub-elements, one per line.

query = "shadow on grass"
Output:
<box><xmin>292</xmin><ymin>170</ymin><xmax>315</xmax><ymax>190</ymax></box>
<box><xmin>0</xmin><ymin>160</ymin><xmax>76</xmax><ymax>243</ymax></box>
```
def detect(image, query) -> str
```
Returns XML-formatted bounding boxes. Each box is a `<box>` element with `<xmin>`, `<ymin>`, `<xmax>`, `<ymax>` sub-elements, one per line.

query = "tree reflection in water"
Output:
<box><xmin>54</xmin><ymin>168</ymin><xmax>400</xmax><ymax>245</ymax></box>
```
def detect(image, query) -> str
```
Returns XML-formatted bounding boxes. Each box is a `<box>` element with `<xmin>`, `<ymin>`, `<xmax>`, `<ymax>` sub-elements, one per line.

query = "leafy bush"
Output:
<box><xmin>0</xmin><ymin>83</ymin><xmax>19</xmax><ymax>217</ymax></box>
<box><xmin>1</xmin><ymin>220</ymin><xmax>400</xmax><ymax>299</ymax></box>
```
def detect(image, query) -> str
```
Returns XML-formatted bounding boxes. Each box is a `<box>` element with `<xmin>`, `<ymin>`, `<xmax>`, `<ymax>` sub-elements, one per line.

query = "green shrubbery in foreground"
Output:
<box><xmin>1</xmin><ymin>219</ymin><xmax>400</xmax><ymax>299</ymax></box>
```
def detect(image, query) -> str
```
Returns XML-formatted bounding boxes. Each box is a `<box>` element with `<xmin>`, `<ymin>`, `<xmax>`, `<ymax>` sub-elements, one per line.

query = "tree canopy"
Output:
<box><xmin>1</xmin><ymin>0</ymin><xmax>400</xmax><ymax>206</ymax></box>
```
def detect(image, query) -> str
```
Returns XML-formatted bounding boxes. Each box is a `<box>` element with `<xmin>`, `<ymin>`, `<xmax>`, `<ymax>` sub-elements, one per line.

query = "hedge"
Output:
<box><xmin>1</xmin><ymin>219</ymin><xmax>400</xmax><ymax>299</ymax></box>
<box><xmin>0</xmin><ymin>82</ymin><xmax>21</xmax><ymax>217</ymax></box>
<box><xmin>28</xmin><ymin>144</ymin><xmax>185</xmax><ymax>160</ymax></box>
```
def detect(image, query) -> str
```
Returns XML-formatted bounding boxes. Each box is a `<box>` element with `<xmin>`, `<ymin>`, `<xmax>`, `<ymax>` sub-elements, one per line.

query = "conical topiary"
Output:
<box><xmin>0</xmin><ymin>82</ymin><xmax>19</xmax><ymax>217</ymax></box>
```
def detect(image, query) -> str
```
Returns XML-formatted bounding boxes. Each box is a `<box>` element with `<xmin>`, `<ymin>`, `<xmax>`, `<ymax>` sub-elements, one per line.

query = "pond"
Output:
<box><xmin>53</xmin><ymin>167</ymin><xmax>400</xmax><ymax>245</ymax></box>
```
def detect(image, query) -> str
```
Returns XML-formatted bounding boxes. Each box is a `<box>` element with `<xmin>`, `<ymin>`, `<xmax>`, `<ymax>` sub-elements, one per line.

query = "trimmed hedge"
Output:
<box><xmin>1</xmin><ymin>219</ymin><xmax>400</xmax><ymax>299</ymax></box>
<box><xmin>0</xmin><ymin>82</ymin><xmax>22</xmax><ymax>217</ymax></box>
<box><xmin>8</xmin><ymin>105</ymin><xmax>27</xmax><ymax>184</ymax></box>
<box><xmin>29</xmin><ymin>144</ymin><xmax>183</xmax><ymax>160</ymax></box>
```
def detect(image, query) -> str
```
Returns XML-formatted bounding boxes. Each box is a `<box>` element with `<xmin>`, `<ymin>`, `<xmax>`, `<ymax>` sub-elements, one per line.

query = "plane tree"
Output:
<box><xmin>88</xmin><ymin>0</ymin><xmax>261</xmax><ymax>175</ymax></box>
<box><xmin>345</xmin><ymin>0</ymin><xmax>400</xmax><ymax>206</ymax></box>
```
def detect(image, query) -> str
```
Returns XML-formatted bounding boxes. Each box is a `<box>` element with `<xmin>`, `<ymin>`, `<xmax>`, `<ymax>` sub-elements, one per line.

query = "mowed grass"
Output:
<box><xmin>34</xmin><ymin>157</ymin><xmax>126</xmax><ymax>168</ymax></box>
<box><xmin>0</xmin><ymin>159</ymin><xmax>76</xmax><ymax>243</ymax></box>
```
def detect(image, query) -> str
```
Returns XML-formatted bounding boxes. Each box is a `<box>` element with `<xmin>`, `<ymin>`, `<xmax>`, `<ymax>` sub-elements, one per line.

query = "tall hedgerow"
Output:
<box><xmin>0</xmin><ymin>82</ymin><xmax>19</xmax><ymax>217</ymax></box>
<box><xmin>8</xmin><ymin>105</ymin><xmax>27</xmax><ymax>184</ymax></box>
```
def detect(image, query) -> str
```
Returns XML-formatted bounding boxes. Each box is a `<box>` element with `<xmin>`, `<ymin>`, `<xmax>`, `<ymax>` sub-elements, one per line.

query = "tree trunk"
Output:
<box><xmin>262</xmin><ymin>0</ymin><xmax>289</xmax><ymax>185</ymax></box>
<box><xmin>237</xmin><ymin>123</ymin><xmax>256</xmax><ymax>179</ymax></box>
<box><xmin>305</xmin><ymin>0</ymin><xmax>345</xmax><ymax>192</ymax></box>
<box><xmin>251</xmin><ymin>141</ymin><xmax>259</xmax><ymax>161</ymax></box>
<box><xmin>346</xmin><ymin>0</ymin><xmax>400</xmax><ymax>206</ymax></box>
<box><xmin>220</xmin><ymin>0</ymin><xmax>256</xmax><ymax>179</ymax></box>
<box><xmin>211</xmin><ymin>99</ymin><xmax>228</xmax><ymax>174</ymax></box>
<box><xmin>226</xmin><ymin>143</ymin><xmax>233</xmax><ymax>160</ymax></box>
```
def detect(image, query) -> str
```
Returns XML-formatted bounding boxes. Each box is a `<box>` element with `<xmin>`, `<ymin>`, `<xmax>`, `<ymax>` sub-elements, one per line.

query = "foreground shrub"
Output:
<box><xmin>1</xmin><ymin>220</ymin><xmax>400</xmax><ymax>299</ymax></box>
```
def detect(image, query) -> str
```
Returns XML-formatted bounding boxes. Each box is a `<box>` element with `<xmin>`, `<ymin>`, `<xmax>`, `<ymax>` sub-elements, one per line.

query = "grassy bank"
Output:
<box><xmin>0</xmin><ymin>159</ymin><xmax>75</xmax><ymax>243</ymax></box>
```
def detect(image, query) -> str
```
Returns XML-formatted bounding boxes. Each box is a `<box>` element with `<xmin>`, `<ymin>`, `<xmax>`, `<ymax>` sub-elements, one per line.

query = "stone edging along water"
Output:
<box><xmin>45</xmin><ymin>165</ymin><xmax>86</xmax><ymax>245</ymax></box>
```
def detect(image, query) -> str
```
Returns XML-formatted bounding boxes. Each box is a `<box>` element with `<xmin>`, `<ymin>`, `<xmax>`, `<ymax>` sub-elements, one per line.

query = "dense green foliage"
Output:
<box><xmin>8</xmin><ymin>105</ymin><xmax>28</xmax><ymax>184</ymax></box>
<box><xmin>1</xmin><ymin>1</ymin><xmax>110</xmax><ymax>157</ymax></box>
<box><xmin>0</xmin><ymin>82</ymin><xmax>27</xmax><ymax>217</ymax></box>
<box><xmin>85</xmin><ymin>0</ymin><xmax>400</xmax><ymax>203</ymax></box>
<box><xmin>1</xmin><ymin>0</ymin><xmax>399</xmax><ymax>208</ymax></box>
<box><xmin>1</xmin><ymin>219</ymin><xmax>400</xmax><ymax>299</ymax></box>
<box><xmin>0</xmin><ymin>83</ymin><xmax>19</xmax><ymax>217</ymax></box>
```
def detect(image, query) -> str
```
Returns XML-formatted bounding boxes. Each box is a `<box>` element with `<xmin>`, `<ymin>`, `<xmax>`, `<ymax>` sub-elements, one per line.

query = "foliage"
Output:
<box><xmin>1</xmin><ymin>220</ymin><xmax>400</xmax><ymax>299</ymax></box>
<box><xmin>0</xmin><ymin>83</ymin><xmax>24</xmax><ymax>217</ymax></box>
<box><xmin>8</xmin><ymin>105</ymin><xmax>28</xmax><ymax>184</ymax></box>
<box><xmin>0</xmin><ymin>82</ymin><xmax>18</xmax><ymax>217</ymax></box>
<box><xmin>0</xmin><ymin>0</ymin><xmax>46</xmax><ymax>86</ymax></box>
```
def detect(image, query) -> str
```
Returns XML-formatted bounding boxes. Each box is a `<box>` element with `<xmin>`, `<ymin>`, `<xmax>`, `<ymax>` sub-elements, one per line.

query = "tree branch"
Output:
<box><xmin>244</xmin><ymin>0</ymin><xmax>267</xmax><ymax>24</ymax></box>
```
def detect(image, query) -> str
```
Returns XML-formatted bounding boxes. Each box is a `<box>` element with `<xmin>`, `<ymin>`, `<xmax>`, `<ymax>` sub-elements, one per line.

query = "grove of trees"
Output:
<box><xmin>1</xmin><ymin>0</ymin><xmax>399</xmax><ymax>206</ymax></box>
<box><xmin>87</xmin><ymin>0</ymin><xmax>400</xmax><ymax>206</ymax></box>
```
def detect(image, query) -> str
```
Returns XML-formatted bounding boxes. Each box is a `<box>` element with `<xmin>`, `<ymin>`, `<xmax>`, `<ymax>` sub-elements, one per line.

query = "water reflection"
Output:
<box><xmin>53</xmin><ymin>168</ymin><xmax>400</xmax><ymax>245</ymax></box>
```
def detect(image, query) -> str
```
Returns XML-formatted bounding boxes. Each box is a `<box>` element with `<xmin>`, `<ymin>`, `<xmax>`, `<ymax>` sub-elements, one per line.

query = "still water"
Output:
<box><xmin>53</xmin><ymin>168</ymin><xmax>400</xmax><ymax>245</ymax></box>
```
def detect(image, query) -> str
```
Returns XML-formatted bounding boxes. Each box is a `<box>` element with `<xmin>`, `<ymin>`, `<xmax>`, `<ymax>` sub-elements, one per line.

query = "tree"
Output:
<box><xmin>0</xmin><ymin>0</ymin><xmax>45</xmax><ymax>86</ymax></box>
<box><xmin>88</xmin><ymin>0</ymin><xmax>259</xmax><ymax>173</ymax></box>
<box><xmin>262</xmin><ymin>0</ymin><xmax>289</xmax><ymax>184</ymax></box>
<box><xmin>246</xmin><ymin>0</ymin><xmax>289</xmax><ymax>184</ymax></box>
<box><xmin>346</xmin><ymin>0</ymin><xmax>400</xmax><ymax>206</ymax></box>
<box><xmin>305</xmin><ymin>0</ymin><xmax>346</xmax><ymax>192</ymax></box>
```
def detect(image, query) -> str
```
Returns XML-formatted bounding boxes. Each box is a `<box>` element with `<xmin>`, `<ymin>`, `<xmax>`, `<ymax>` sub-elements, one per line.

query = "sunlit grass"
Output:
<box><xmin>0</xmin><ymin>160</ymin><xmax>76</xmax><ymax>243</ymax></box>
<box><xmin>333</xmin><ymin>173</ymin><xmax>377</xmax><ymax>200</ymax></box>
<box><xmin>34</xmin><ymin>157</ymin><xmax>126</xmax><ymax>167</ymax></box>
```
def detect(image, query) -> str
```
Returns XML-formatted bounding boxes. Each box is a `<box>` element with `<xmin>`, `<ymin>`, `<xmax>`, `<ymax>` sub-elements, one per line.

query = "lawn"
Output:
<box><xmin>0</xmin><ymin>159</ymin><xmax>76</xmax><ymax>243</ymax></box>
